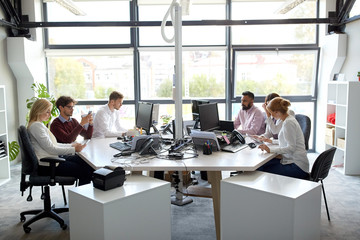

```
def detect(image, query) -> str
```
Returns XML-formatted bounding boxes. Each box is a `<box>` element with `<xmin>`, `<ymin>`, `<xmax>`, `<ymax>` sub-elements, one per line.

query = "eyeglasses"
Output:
<box><xmin>64</xmin><ymin>105</ymin><xmax>74</xmax><ymax>110</ymax></box>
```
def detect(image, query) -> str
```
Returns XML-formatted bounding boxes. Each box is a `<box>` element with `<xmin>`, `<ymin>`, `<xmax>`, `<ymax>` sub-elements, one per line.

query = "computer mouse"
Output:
<box><xmin>248</xmin><ymin>142</ymin><xmax>257</xmax><ymax>149</ymax></box>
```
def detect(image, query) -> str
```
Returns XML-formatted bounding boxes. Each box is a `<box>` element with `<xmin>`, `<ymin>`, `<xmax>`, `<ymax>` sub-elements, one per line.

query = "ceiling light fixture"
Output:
<box><xmin>54</xmin><ymin>0</ymin><xmax>86</xmax><ymax>16</ymax></box>
<box><xmin>276</xmin><ymin>0</ymin><xmax>306</xmax><ymax>14</ymax></box>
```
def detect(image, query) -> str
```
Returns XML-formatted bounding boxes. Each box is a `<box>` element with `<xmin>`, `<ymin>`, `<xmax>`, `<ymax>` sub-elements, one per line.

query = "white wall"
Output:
<box><xmin>315</xmin><ymin>16</ymin><xmax>360</xmax><ymax>153</ymax></box>
<box><xmin>0</xmin><ymin>0</ymin><xmax>45</xmax><ymax>163</ymax></box>
<box><xmin>0</xmin><ymin>7</ymin><xmax>20</xmax><ymax>164</ymax></box>
<box><xmin>341</xmin><ymin>21</ymin><xmax>360</xmax><ymax>81</ymax></box>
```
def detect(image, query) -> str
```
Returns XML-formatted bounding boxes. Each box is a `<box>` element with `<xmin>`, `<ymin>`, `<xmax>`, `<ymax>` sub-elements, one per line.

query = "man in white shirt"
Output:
<box><xmin>93</xmin><ymin>91</ymin><xmax>127</xmax><ymax>138</ymax></box>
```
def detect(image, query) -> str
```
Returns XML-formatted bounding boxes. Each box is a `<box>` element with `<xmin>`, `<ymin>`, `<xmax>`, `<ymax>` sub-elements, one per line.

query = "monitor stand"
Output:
<box><xmin>171</xmin><ymin>171</ymin><xmax>193</xmax><ymax>206</ymax></box>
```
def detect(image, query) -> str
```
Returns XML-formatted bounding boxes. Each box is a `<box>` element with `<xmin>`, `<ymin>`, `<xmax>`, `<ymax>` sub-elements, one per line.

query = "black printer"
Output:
<box><xmin>92</xmin><ymin>166</ymin><xmax>126</xmax><ymax>191</ymax></box>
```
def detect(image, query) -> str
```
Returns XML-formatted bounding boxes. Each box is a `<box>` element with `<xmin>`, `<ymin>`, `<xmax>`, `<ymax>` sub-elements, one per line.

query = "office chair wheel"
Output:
<box><xmin>20</xmin><ymin>216</ymin><xmax>26</xmax><ymax>222</ymax></box>
<box><xmin>23</xmin><ymin>226</ymin><xmax>31</xmax><ymax>233</ymax></box>
<box><xmin>61</xmin><ymin>223</ymin><xmax>67</xmax><ymax>230</ymax></box>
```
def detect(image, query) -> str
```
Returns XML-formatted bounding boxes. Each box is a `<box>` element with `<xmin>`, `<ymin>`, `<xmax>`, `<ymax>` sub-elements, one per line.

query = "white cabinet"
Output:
<box><xmin>69</xmin><ymin>175</ymin><xmax>171</xmax><ymax>240</ymax></box>
<box><xmin>326</xmin><ymin>81</ymin><xmax>360</xmax><ymax>175</ymax></box>
<box><xmin>0</xmin><ymin>85</ymin><xmax>10</xmax><ymax>185</ymax></box>
<box><xmin>221</xmin><ymin>172</ymin><xmax>321</xmax><ymax>240</ymax></box>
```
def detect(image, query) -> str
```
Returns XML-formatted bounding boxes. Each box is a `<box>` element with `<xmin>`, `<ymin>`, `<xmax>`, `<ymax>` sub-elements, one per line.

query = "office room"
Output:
<box><xmin>1</xmin><ymin>0</ymin><xmax>360</xmax><ymax>239</ymax></box>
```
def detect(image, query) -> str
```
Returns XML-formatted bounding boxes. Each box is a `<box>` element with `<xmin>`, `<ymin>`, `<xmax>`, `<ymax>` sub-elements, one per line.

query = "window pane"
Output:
<box><xmin>47</xmin><ymin>55</ymin><xmax>134</xmax><ymax>100</ymax></box>
<box><xmin>139</xmin><ymin>49</ymin><xmax>226</xmax><ymax>99</ymax></box>
<box><xmin>232</xmin><ymin>24</ymin><xmax>316</xmax><ymax>45</ymax></box>
<box><xmin>138</xmin><ymin>2</ymin><xmax>225</xmax><ymax>46</ymax></box>
<box><xmin>46</xmin><ymin>1</ymin><xmax>130</xmax><ymax>45</ymax></box>
<box><xmin>234</xmin><ymin>50</ymin><xmax>318</xmax><ymax>97</ymax></box>
<box><xmin>232</xmin><ymin>1</ymin><xmax>316</xmax><ymax>45</ymax></box>
<box><xmin>140</xmin><ymin>26</ymin><xmax>226</xmax><ymax>46</ymax></box>
<box><xmin>232</xmin><ymin>1</ymin><xmax>316</xmax><ymax>20</ymax></box>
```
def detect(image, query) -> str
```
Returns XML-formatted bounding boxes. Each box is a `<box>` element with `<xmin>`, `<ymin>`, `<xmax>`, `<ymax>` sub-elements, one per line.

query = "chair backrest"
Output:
<box><xmin>18</xmin><ymin>125</ymin><xmax>39</xmax><ymax>176</ymax></box>
<box><xmin>310</xmin><ymin>147</ymin><xmax>337</xmax><ymax>182</ymax></box>
<box><xmin>295</xmin><ymin>114</ymin><xmax>311</xmax><ymax>150</ymax></box>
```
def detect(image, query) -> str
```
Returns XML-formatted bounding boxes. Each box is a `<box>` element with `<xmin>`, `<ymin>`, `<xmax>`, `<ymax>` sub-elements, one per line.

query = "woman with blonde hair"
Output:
<box><xmin>27</xmin><ymin>99</ymin><xmax>93</xmax><ymax>185</ymax></box>
<box><xmin>257</xmin><ymin>97</ymin><xmax>309</xmax><ymax>179</ymax></box>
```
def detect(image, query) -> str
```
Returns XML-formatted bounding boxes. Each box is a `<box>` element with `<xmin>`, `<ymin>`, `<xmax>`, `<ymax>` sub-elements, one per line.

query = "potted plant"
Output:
<box><xmin>8</xmin><ymin>141</ymin><xmax>20</xmax><ymax>161</ymax></box>
<box><xmin>160</xmin><ymin>114</ymin><xmax>172</xmax><ymax>125</ymax></box>
<box><xmin>357</xmin><ymin>72</ymin><xmax>360</xmax><ymax>81</ymax></box>
<box><xmin>26</xmin><ymin>83</ymin><xmax>59</xmax><ymax>125</ymax></box>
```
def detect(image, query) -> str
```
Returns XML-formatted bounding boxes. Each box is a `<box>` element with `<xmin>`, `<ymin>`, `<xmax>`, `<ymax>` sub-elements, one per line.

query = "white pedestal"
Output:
<box><xmin>69</xmin><ymin>175</ymin><xmax>171</xmax><ymax>240</ymax></box>
<box><xmin>221</xmin><ymin>171</ymin><xmax>321</xmax><ymax>240</ymax></box>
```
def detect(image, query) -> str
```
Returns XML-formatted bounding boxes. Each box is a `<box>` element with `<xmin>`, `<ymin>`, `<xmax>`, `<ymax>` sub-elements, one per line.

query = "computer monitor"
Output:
<box><xmin>136</xmin><ymin>102</ymin><xmax>153</xmax><ymax>135</ymax></box>
<box><xmin>152</xmin><ymin>104</ymin><xmax>159</xmax><ymax>124</ymax></box>
<box><xmin>198</xmin><ymin>103</ymin><xmax>220</xmax><ymax>131</ymax></box>
<box><xmin>191</xmin><ymin>99</ymin><xmax>210</xmax><ymax>120</ymax></box>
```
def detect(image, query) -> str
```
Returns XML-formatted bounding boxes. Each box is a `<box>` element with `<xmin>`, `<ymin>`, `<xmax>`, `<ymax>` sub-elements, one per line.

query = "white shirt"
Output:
<box><xmin>268</xmin><ymin>115</ymin><xmax>309</xmax><ymax>173</ymax></box>
<box><xmin>92</xmin><ymin>104</ymin><xmax>127</xmax><ymax>138</ymax></box>
<box><xmin>263</xmin><ymin>109</ymin><xmax>295</xmax><ymax>139</ymax></box>
<box><xmin>28</xmin><ymin>122</ymin><xmax>75</xmax><ymax>166</ymax></box>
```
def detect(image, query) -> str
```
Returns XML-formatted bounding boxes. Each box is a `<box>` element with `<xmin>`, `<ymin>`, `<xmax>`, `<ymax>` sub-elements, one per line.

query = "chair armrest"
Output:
<box><xmin>39</xmin><ymin>156</ymin><xmax>66</xmax><ymax>164</ymax></box>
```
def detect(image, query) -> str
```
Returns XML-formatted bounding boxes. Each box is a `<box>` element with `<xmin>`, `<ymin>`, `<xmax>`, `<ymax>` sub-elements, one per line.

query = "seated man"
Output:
<box><xmin>50</xmin><ymin>96</ymin><xmax>93</xmax><ymax>143</ymax></box>
<box><xmin>234</xmin><ymin>91</ymin><xmax>265</xmax><ymax>135</ymax></box>
<box><xmin>93</xmin><ymin>91</ymin><xmax>127</xmax><ymax>138</ymax></box>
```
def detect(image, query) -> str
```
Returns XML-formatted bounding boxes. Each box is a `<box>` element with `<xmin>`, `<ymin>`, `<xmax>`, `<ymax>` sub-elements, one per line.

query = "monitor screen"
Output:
<box><xmin>152</xmin><ymin>104</ymin><xmax>159</xmax><ymax>124</ymax></box>
<box><xmin>198</xmin><ymin>103</ymin><xmax>220</xmax><ymax>131</ymax></box>
<box><xmin>191</xmin><ymin>99</ymin><xmax>210</xmax><ymax>120</ymax></box>
<box><xmin>136</xmin><ymin>102</ymin><xmax>153</xmax><ymax>135</ymax></box>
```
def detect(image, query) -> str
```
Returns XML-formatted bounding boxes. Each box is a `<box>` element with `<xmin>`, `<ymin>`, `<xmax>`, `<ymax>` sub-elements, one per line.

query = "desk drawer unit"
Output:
<box><xmin>221</xmin><ymin>171</ymin><xmax>321</xmax><ymax>240</ymax></box>
<box><xmin>69</xmin><ymin>175</ymin><xmax>171</xmax><ymax>240</ymax></box>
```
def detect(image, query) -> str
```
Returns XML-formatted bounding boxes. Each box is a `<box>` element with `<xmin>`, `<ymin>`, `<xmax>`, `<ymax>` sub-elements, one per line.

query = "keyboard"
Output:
<box><xmin>109</xmin><ymin>142</ymin><xmax>131</xmax><ymax>151</ymax></box>
<box><xmin>221</xmin><ymin>143</ymin><xmax>248</xmax><ymax>153</ymax></box>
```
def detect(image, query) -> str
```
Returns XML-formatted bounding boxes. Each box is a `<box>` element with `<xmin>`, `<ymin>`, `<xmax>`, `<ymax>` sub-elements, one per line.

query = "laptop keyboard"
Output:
<box><xmin>221</xmin><ymin>143</ymin><xmax>248</xmax><ymax>153</ymax></box>
<box><xmin>110</xmin><ymin>142</ymin><xmax>131</xmax><ymax>151</ymax></box>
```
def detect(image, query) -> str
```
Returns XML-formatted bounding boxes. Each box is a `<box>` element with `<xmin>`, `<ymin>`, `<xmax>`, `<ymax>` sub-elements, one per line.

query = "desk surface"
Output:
<box><xmin>78</xmin><ymin>137</ymin><xmax>275</xmax><ymax>172</ymax></box>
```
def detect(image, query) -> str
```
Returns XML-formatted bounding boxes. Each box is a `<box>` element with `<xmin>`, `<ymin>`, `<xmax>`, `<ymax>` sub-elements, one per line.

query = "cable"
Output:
<box><xmin>161</xmin><ymin>0</ymin><xmax>177</xmax><ymax>43</ymax></box>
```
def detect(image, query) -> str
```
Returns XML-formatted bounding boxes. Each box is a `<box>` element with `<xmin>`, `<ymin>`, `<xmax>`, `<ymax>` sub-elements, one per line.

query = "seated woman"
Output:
<box><xmin>27</xmin><ymin>99</ymin><xmax>94</xmax><ymax>185</ymax></box>
<box><xmin>257</xmin><ymin>97</ymin><xmax>309</xmax><ymax>179</ymax></box>
<box><xmin>253</xmin><ymin>93</ymin><xmax>295</xmax><ymax>141</ymax></box>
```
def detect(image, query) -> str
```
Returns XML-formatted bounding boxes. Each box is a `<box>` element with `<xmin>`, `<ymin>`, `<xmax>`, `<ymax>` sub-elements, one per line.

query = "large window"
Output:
<box><xmin>46</xmin><ymin>50</ymin><xmax>134</xmax><ymax>100</ymax></box>
<box><xmin>231</xmin><ymin>0</ymin><xmax>317</xmax><ymax>44</ymax></box>
<box><xmin>234</xmin><ymin>50</ymin><xmax>318</xmax><ymax>97</ymax></box>
<box><xmin>43</xmin><ymin>0</ymin><xmax>320</xmax><ymax>150</ymax></box>
<box><xmin>139</xmin><ymin>48</ymin><xmax>226</xmax><ymax>99</ymax></box>
<box><xmin>45</xmin><ymin>0</ymin><xmax>131</xmax><ymax>45</ymax></box>
<box><xmin>138</xmin><ymin>0</ymin><xmax>226</xmax><ymax>46</ymax></box>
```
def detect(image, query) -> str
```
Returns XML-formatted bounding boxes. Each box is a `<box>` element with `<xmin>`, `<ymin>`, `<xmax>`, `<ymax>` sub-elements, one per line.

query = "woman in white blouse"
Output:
<box><xmin>257</xmin><ymin>97</ymin><xmax>309</xmax><ymax>179</ymax></box>
<box><xmin>27</xmin><ymin>99</ymin><xmax>93</xmax><ymax>185</ymax></box>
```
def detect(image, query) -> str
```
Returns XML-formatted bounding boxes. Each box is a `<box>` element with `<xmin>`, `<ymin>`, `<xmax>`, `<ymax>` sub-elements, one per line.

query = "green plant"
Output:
<box><xmin>357</xmin><ymin>72</ymin><xmax>360</xmax><ymax>77</ymax></box>
<box><xmin>26</xmin><ymin>83</ymin><xmax>59</xmax><ymax>125</ymax></box>
<box><xmin>8</xmin><ymin>141</ymin><xmax>20</xmax><ymax>161</ymax></box>
<box><xmin>160</xmin><ymin>114</ymin><xmax>172</xmax><ymax>124</ymax></box>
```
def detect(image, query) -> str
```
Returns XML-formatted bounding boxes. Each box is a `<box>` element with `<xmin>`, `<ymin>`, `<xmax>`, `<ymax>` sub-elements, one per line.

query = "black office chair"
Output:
<box><xmin>18</xmin><ymin>125</ymin><xmax>77</xmax><ymax>233</ymax></box>
<box><xmin>295</xmin><ymin>114</ymin><xmax>311</xmax><ymax>150</ymax></box>
<box><xmin>308</xmin><ymin>147</ymin><xmax>337</xmax><ymax>221</ymax></box>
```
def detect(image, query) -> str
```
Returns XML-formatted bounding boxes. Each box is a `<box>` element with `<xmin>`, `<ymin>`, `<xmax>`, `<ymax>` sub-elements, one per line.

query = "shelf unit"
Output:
<box><xmin>326</xmin><ymin>81</ymin><xmax>360</xmax><ymax>175</ymax></box>
<box><xmin>0</xmin><ymin>85</ymin><xmax>10</xmax><ymax>185</ymax></box>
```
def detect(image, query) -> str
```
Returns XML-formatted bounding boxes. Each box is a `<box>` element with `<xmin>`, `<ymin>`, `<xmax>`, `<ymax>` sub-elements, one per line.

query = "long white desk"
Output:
<box><xmin>78</xmin><ymin>137</ymin><xmax>276</xmax><ymax>240</ymax></box>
